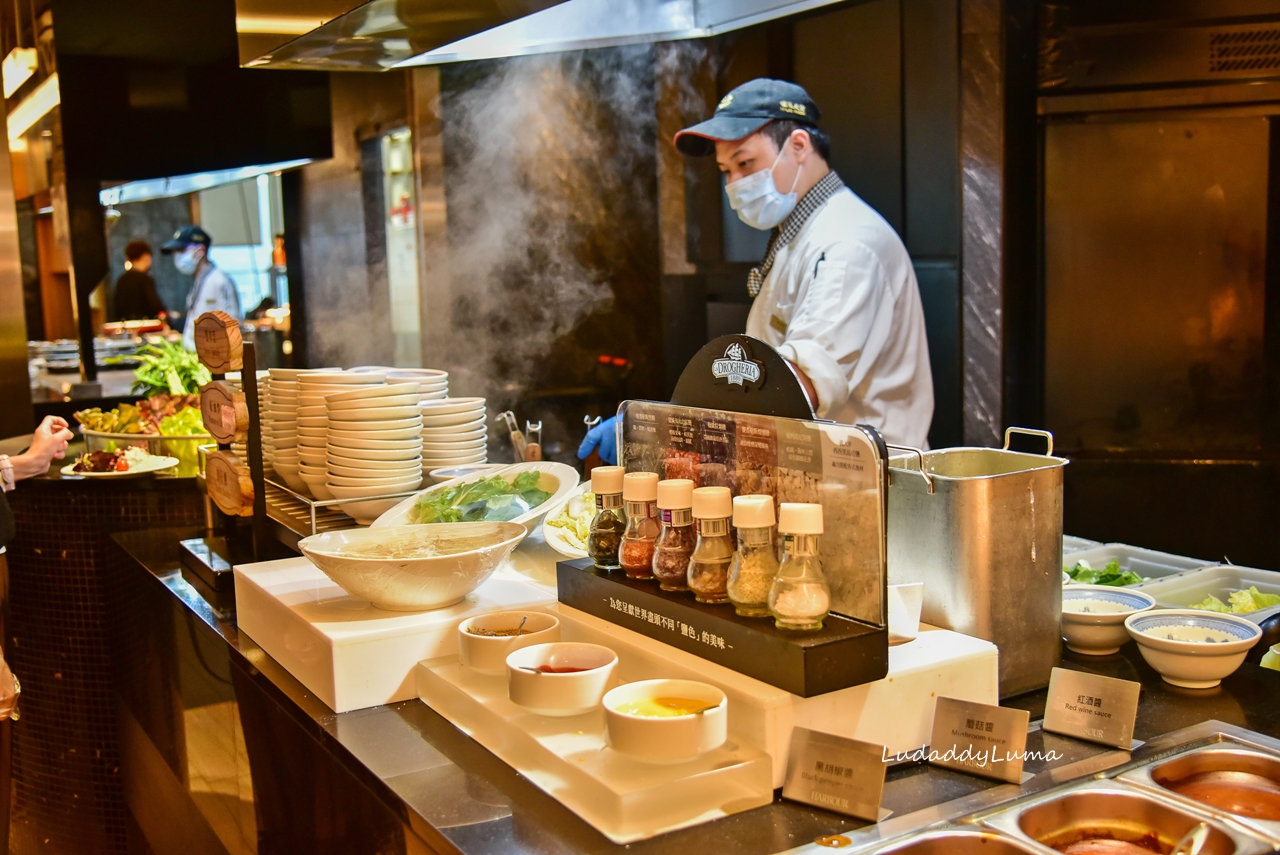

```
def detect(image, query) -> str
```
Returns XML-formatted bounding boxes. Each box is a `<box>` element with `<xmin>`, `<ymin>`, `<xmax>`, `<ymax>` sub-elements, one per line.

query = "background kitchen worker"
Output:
<box><xmin>579</xmin><ymin>79</ymin><xmax>933</xmax><ymax>465</ymax></box>
<box><xmin>114</xmin><ymin>240</ymin><xmax>167</xmax><ymax>321</ymax></box>
<box><xmin>161</xmin><ymin>225</ymin><xmax>242</xmax><ymax>350</ymax></box>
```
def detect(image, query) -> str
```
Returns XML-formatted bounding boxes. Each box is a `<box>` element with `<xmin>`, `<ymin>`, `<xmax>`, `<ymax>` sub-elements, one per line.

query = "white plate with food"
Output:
<box><xmin>370</xmin><ymin>461</ymin><xmax>579</xmax><ymax>534</ymax></box>
<box><xmin>540</xmin><ymin>482</ymin><xmax>594</xmax><ymax>559</ymax></box>
<box><xmin>62</xmin><ymin>448</ymin><xmax>180</xmax><ymax>478</ymax></box>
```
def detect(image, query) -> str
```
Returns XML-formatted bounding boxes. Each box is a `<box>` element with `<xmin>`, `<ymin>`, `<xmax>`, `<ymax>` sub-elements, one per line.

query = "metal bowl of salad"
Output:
<box><xmin>369</xmin><ymin>461</ymin><xmax>580</xmax><ymax>534</ymax></box>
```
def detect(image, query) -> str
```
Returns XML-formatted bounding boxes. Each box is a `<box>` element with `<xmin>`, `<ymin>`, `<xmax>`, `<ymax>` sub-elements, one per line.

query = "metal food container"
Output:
<box><xmin>978</xmin><ymin>780</ymin><xmax>1271</xmax><ymax>855</ymax></box>
<box><xmin>82</xmin><ymin>428</ymin><xmax>211</xmax><ymax>477</ymax></box>
<box><xmin>867</xmin><ymin>828</ymin><xmax>1040</xmax><ymax>854</ymax></box>
<box><xmin>887</xmin><ymin>428</ymin><xmax>1066</xmax><ymax>696</ymax></box>
<box><xmin>1118</xmin><ymin>746</ymin><xmax>1280</xmax><ymax>844</ymax></box>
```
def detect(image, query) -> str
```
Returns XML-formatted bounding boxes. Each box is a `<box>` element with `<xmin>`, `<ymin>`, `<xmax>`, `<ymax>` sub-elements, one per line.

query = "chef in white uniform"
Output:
<box><xmin>161</xmin><ymin>225</ymin><xmax>243</xmax><ymax>350</ymax></box>
<box><xmin>675</xmin><ymin>78</ymin><xmax>934</xmax><ymax>448</ymax></box>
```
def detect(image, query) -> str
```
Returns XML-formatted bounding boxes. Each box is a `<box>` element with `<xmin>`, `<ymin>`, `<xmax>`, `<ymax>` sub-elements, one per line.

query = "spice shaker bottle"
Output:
<box><xmin>726</xmin><ymin>495</ymin><xmax>779</xmax><ymax>617</ymax></box>
<box><xmin>586</xmin><ymin>466</ymin><xmax>626</xmax><ymax>570</ymax></box>
<box><xmin>619</xmin><ymin>472</ymin><xmax>660</xmax><ymax>579</ymax></box>
<box><xmin>768</xmin><ymin>503</ymin><xmax>830</xmax><ymax>630</ymax></box>
<box><xmin>687</xmin><ymin>486</ymin><xmax>734</xmax><ymax>604</ymax></box>
<box><xmin>651</xmin><ymin>479</ymin><xmax>695</xmax><ymax>591</ymax></box>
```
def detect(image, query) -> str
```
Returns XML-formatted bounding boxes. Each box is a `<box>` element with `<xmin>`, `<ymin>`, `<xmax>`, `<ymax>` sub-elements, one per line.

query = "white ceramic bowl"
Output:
<box><xmin>327</xmin><ymin>462</ymin><xmax>421</xmax><ymax>479</ymax></box>
<box><xmin>328</xmin><ymin>394</ymin><xmax>420</xmax><ymax>411</ymax></box>
<box><xmin>328</xmin><ymin>473</ymin><xmax>422</xmax><ymax>489</ymax></box>
<box><xmin>603</xmin><ymin>679</ymin><xmax>728</xmax><ymax>764</ymax></box>
<box><xmin>298</xmin><ymin>450</ymin><xmax>327</xmax><ymax>467</ymax></box>
<box><xmin>328</xmin><ymin>405</ymin><xmax>422</xmax><ymax>422</ymax></box>
<box><xmin>1125</xmin><ymin>610</ymin><xmax>1262</xmax><ymax>688</ymax></box>
<box><xmin>328</xmin><ymin>447</ymin><xmax>423</xmax><ymax>463</ymax></box>
<box><xmin>506</xmin><ymin>642</ymin><xmax>618</xmax><ymax>716</ymax></box>
<box><xmin>419</xmin><ymin>398</ymin><xmax>486</xmax><ymax>416</ymax></box>
<box><xmin>371</xmin><ymin>461</ymin><xmax>576</xmax><ymax>532</ymax></box>
<box><xmin>428</xmin><ymin>464</ymin><xmax>507</xmax><ymax>484</ymax></box>
<box><xmin>299</xmin><ymin>468</ymin><xmax>335</xmax><ymax>500</ymax></box>
<box><xmin>328</xmin><ymin>436</ymin><xmax>422</xmax><ymax>451</ymax></box>
<box><xmin>297</xmin><ymin>405</ymin><xmax>327</xmax><ymax>417</ymax></box>
<box><xmin>327</xmin><ymin>417</ymin><xmax>423</xmax><ymax>433</ymax></box>
<box><xmin>420</xmin><ymin>452</ymin><xmax>487</xmax><ymax>465</ymax></box>
<box><xmin>422</xmin><ymin>412</ymin><xmax>486</xmax><ymax>428</ymax></box>
<box><xmin>421</xmin><ymin>426</ymin><xmax>487</xmax><ymax>441</ymax></box>
<box><xmin>298</xmin><ymin>521</ymin><xmax>525</xmax><ymax>610</ymax></box>
<box><xmin>326</xmin><ymin>382</ymin><xmax>419</xmax><ymax>404</ymax></box>
<box><xmin>1061</xmin><ymin>585</ymin><xmax>1157</xmax><ymax>655</ymax></box>
<box><xmin>329</xmin><ymin>425</ymin><xmax>423</xmax><ymax>442</ymax></box>
<box><xmin>458</xmin><ymin>612</ymin><xmax>560</xmax><ymax>675</ymax></box>
<box><xmin>422</xmin><ymin>438</ymin><xmax>487</xmax><ymax>451</ymax></box>
<box><xmin>300</xmin><ymin>372</ymin><xmax>387</xmax><ymax>385</ymax></box>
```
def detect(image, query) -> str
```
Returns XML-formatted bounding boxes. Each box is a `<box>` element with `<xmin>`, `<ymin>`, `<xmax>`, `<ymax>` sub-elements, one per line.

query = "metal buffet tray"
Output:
<box><xmin>790</xmin><ymin>721</ymin><xmax>1280</xmax><ymax>854</ymax></box>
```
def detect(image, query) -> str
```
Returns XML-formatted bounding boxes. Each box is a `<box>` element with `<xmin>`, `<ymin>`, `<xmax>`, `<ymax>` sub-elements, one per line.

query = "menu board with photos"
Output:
<box><xmin>618</xmin><ymin>401</ymin><xmax>886</xmax><ymax>628</ymax></box>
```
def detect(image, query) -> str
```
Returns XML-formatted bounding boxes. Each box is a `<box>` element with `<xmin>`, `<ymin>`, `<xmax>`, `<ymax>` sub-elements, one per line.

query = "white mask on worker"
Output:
<box><xmin>174</xmin><ymin>247</ymin><xmax>201</xmax><ymax>275</ymax></box>
<box><xmin>724</xmin><ymin>138</ymin><xmax>801</xmax><ymax>230</ymax></box>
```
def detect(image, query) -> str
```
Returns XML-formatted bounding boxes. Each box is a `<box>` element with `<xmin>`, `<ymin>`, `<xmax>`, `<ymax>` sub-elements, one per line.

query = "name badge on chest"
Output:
<box><xmin>770</xmin><ymin>314</ymin><xmax>788</xmax><ymax>335</ymax></box>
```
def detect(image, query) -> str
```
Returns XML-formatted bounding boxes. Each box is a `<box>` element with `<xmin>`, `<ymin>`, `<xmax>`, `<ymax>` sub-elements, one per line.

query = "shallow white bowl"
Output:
<box><xmin>300</xmin><ymin>372</ymin><xmax>386</xmax><ymax>385</ymax></box>
<box><xmin>421</xmin><ymin>425</ymin><xmax>487</xmax><ymax>441</ymax></box>
<box><xmin>328</xmin><ymin>447</ymin><xmax>423</xmax><ymax>463</ymax></box>
<box><xmin>420</xmin><ymin>452</ymin><xmax>487</xmax><ymax>465</ymax></box>
<box><xmin>1125</xmin><ymin>609</ymin><xmax>1262</xmax><ymax>689</ymax></box>
<box><xmin>296</xmin><ymin>405</ymin><xmax>327</xmax><ymax>417</ymax></box>
<box><xmin>325</xmin><ymin>382</ymin><xmax>419</xmax><ymax>404</ymax></box>
<box><xmin>327</xmin><ymin>417</ymin><xmax>423</xmax><ymax>433</ymax></box>
<box><xmin>1061</xmin><ymin>585</ymin><xmax>1157</xmax><ymax>655</ymax></box>
<box><xmin>298</xmin><ymin>450</ymin><xmax>327</xmax><ymax>466</ymax></box>
<box><xmin>297</xmin><ymin>416</ymin><xmax>328</xmax><ymax>428</ymax></box>
<box><xmin>298</xmin><ymin>521</ymin><xmax>524</xmax><ymax>609</ymax></box>
<box><xmin>421</xmin><ymin>412</ymin><xmax>486</xmax><ymax>429</ymax></box>
<box><xmin>328</xmin><ymin>394</ymin><xmax>420</xmax><ymax>411</ymax></box>
<box><xmin>329</xmin><ymin>405</ymin><xmax>422</xmax><ymax>422</ymax></box>
<box><xmin>328</xmin><ymin>473</ymin><xmax>422</xmax><ymax>489</ymax></box>
<box><xmin>327</xmin><ymin>436</ymin><xmax>421</xmax><ymax>451</ymax></box>
<box><xmin>506</xmin><ymin>642</ymin><xmax>618</xmax><ymax>716</ymax></box>
<box><xmin>327</xmin><ymin>462</ymin><xmax>421</xmax><ymax>479</ymax></box>
<box><xmin>299</xmin><ymin>468</ymin><xmax>335</xmax><ymax>500</ymax></box>
<box><xmin>458</xmin><ymin>612</ymin><xmax>560</xmax><ymax>676</ymax></box>
<box><xmin>419</xmin><ymin>398</ymin><xmax>486</xmax><ymax>417</ymax></box>
<box><xmin>422</xmin><ymin>438</ymin><xmax>487</xmax><ymax>452</ymax></box>
<box><xmin>298</xmin><ymin>426</ymin><xmax>328</xmax><ymax>438</ymax></box>
<box><xmin>603</xmin><ymin>679</ymin><xmax>728</xmax><ymax>764</ymax></box>
<box><xmin>371</xmin><ymin>461</ymin><xmax>578</xmax><ymax>532</ymax></box>
<box><xmin>328</xmin><ymin>425</ymin><xmax>423</xmax><ymax>442</ymax></box>
<box><xmin>272</xmin><ymin>460</ymin><xmax>309</xmax><ymax>495</ymax></box>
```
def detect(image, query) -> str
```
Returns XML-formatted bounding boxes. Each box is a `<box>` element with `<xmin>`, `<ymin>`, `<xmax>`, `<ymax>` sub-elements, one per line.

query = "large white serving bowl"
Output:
<box><xmin>458</xmin><ymin>611</ymin><xmax>560</xmax><ymax>675</ymax></box>
<box><xmin>328</xmin><ymin>405</ymin><xmax>422</xmax><ymax>422</ymax></box>
<box><xmin>328</xmin><ymin>394</ymin><xmax>420</xmax><ymax>411</ymax></box>
<box><xmin>1125</xmin><ymin>610</ymin><xmax>1262</xmax><ymax>688</ymax></box>
<box><xmin>371</xmin><ymin>461</ymin><xmax>579</xmax><ymax>533</ymax></box>
<box><xmin>328</xmin><ymin>447</ymin><xmax>423</xmax><ymax>464</ymax></box>
<box><xmin>327</xmin><ymin>461</ymin><xmax>421</xmax><ymax>479</ymax></box>
<box><xmin>326</xmin><ymin>382</ymin><xmax>418</xmax><ymax>404</ymax></box>
<box><xmin>300</xmin><ymin>372</ymin><xmax>387</xmax><ymax>385</ymax></box>
<box><xmin>603</xmin><ymin>679</ymin><xmax>728</xmax><ymax>764</ymax></box>
<box><xmin>329</xmin><ymin>425</ymin><xmax>423</xmax><ymax>442</ymax></box>
<box><xmin>327</xmin><ymin>417</ymin><xmax>422</xmax><ymax>433</ymax></box>
<box><xmin>421</xmin><ymin>411</ymin><xmax>486</xmax><ymax>428</ymax></box>
<box><xmin>419</xmin><ymin>398</ymin><xmax>486</xmax><ymax>417</ymax></box>
<box><xmin>299</xmin><ymin>521</ymin><xmax>523</xmax><ymax>608</ymax></box>
<box><xmin>1061</xmin><ymin>585</ymin><xmax>1157</xmax><ymax>655</ymax></box>
<box><xmin>506</xmin><ymin>642</ymin><xmax>618</xmax><ymax>716</ymax></box>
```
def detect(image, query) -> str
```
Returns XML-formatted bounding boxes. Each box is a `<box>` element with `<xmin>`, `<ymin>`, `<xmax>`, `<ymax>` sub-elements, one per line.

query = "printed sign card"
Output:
<box><xmin>1042</xmin><ymin>667</ymin><xmax>1141</xmax><ymax>750</ymax></box>
<box><xmin>928</xmin><ymin>696</ymin><xmax>1030</xmax><ymax>784</ymax></box>
<box><xmin>782</xmin><ymin>728</ymin><xmax>890</xmax><ymax>821</ymax></box>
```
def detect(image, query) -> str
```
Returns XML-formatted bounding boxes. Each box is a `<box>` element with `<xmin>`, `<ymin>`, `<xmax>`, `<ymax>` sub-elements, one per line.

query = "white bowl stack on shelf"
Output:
<box><xmin>349</xmin><ymin>366</ymin><xmax>450</xmax><ymax>401</ymax></box>
<box><xmin>267</xmin><ymin>368</ymin><xmax>316</xmax><ymax>494</ymax></box>
<box><xmin>294</xmin><ymin>372</ymin><xmax>388</xmax><ymax>501</ymax></box>
<box><xmin>419</xmin><ymin>397</ymin><xmax>489</xmax><ymax>476</ymax></box>
<box><xmin>325</xmin><ymin>380</ymin><xmax>424</xmax><ymax>524</ymax></box>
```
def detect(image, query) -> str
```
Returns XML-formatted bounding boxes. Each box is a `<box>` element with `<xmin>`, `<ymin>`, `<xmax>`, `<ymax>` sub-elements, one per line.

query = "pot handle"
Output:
<box><xmin>885</xmin><ymin>444</ymin><xmax>934</xmax><ymax>494</ymax></box>
<box><xmin>1003</xmin><ymin>427</ymin><xmax>1054</xmax><ymax>457</ymax></box>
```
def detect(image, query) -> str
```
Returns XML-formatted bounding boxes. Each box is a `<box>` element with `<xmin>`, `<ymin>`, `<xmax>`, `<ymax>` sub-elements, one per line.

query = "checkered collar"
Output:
<box><xmin>747</xmin><ymin>170</ymin><xmax>845</xmax><ymax>298</ymax></box>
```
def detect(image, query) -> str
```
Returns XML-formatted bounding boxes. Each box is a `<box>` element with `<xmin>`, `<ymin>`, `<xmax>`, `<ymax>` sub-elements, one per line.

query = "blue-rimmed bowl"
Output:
<box><xmin>1125</xmin><ymin>609</ymin><xmax>1262</xmax><ymax>688</ymax></box>
<box><xmin>1061</xmin><ymin>585</ymin><xmax>1157</xmax><ymax>655</ymax></box>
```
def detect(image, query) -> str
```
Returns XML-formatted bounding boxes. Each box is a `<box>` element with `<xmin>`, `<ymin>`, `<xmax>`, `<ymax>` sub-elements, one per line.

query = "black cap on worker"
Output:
<box><xmin>160</xmin><ymin>224</ymin><xmax>212</xmax><ymax>253</ymax></box>
<box><xmin>674</xmin><ymin>78</ymin><xmax>821</xmax><ymax>157</ymax></box>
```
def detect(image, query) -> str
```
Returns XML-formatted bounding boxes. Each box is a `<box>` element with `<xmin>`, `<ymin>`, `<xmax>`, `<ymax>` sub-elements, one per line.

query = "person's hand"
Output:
<box><xmin>577</xmin><ymin>416</ymin><xmax>618</xmax><ymax>466</ymax></box>
<box><xmin>18</xmin><ymin>416</ymin><xmax>75</xmax><ymax>478</ymax></box>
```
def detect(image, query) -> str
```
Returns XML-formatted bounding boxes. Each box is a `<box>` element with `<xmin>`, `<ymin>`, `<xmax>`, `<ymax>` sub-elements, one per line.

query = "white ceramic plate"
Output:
<box><xmin>62</xmin><ymin>455</ymin><xmax>180</xmax><ymax>478</ymax></box>
<box><xmin>371</xmin><ymin>461</ymin><xmax>578</xmax><ymax>532</ymax></box>
<box><xmin>539</xmin><ymin>482</ymin><xmax>593</xmax><ymax>559</ymax></box>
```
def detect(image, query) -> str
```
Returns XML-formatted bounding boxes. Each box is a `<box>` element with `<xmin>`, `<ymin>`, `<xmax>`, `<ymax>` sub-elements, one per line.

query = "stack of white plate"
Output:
<box><xmin>325</xmin><ymin>381</ymin><xmax>424</xmax><ymax>524</ymax></box>
<box><xmin>419</xmin><ymin>397</ymin><xmax>488</xmax><ymax>474</ymax></box>
<box><xmin>350</xmin><ymin>366</ymin><xmax>449</xmax><ymax>402</ymax></box>
<box><xmin>292</xmin><ymin>371</ymin><xmax>387</xmax><ymax>500</ymax></box>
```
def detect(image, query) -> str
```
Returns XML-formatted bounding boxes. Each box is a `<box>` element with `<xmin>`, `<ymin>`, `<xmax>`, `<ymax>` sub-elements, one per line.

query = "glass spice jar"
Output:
<box><xmin>619</xmin><ymin>472</ymin><xmax>659</xmax><ymax>579</ymax></box>
<box><xmin>726</xmin><ymin>495</ymin><xmax>779</xmax><ymax>617</ymax></box>
<box><xmin>768</xmin><ymin>503</ymin><xmax>831</xmax><ymax>631</ymax></box>
<box><xmin>688</xmin><ymin>486</ymin><xmax>733</xmax><ymax>604</ymax></box>
<box><xmin>586</xmin><ymin>466</ymin><xmax>626</xmax><ymax>570</ymax></box>
<box><xmin>651</xmin><ymin>479</ymin><xmax>695</xmax><ymax>591</ymax></box>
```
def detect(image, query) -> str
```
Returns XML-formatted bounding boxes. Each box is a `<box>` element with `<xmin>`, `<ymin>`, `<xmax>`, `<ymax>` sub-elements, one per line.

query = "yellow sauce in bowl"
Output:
<box><xmin>613</xmin><ymin>697</ymin><xmax>718</xmax><ymax>717</ymax></box>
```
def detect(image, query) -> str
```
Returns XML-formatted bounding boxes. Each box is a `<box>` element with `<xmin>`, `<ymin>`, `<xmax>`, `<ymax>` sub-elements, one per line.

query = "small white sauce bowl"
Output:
<box><xmin>1125</xmin><ymin>609</ymin><xmax>1262</xmax><ymax>689</ymax></box>
<box><xmin>1061</xmin><ymin>585</ymin><xmax>1156</xmax><ymax>655</ymax></box>
<box><xmin>458</xmin><ymin>611</ymin><xmax>560</xmax><ymax>676</ymax></box>
<box><xmin>506</xmin><ymin>642</ymin><xmax>617</xmax><ymax>716</ymax></box>
<box><xmin>603</xmin><ymin>679</ymin><xmax>728</xmax><ymax>765</ymax></box>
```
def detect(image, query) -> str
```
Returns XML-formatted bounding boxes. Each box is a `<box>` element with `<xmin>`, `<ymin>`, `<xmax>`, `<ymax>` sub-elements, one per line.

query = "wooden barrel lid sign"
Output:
<box><xmin>194</xmin><ymin>311</ymin><xmax>243</xmax><ymax>373</ymax></box>
<box><xmin>206</xmin><ymin>451</ymin><xmax>253</xmax><ymax>517</ymax></box>
<box><xmin>200</xmin><ymin>381</ymin><xmax>248</xmax><ymax>444</ymax></box>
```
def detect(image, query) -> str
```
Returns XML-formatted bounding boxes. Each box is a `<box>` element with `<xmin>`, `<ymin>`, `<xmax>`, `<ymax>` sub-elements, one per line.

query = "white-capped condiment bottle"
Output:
<box><xmin>688</xmin><ymin>486</ymin><xmax>733</xmax><ymax>604</ymax></box>
<box><xmin>586</xmin><ymin>466</ymin><xmax>626</xmax><ymax>570</ymax></box>
<box><xmin>652</xmin><ymin>479</ymin><xmax>695</xmax><ymax>590</ymax></box>
<box><xmin>619</xmin><ymin>471</ymin><xmax>659</xmax><ymax>579</ymax></box>
<box><xmin>768</xmin><ymin>503</ymin><xmax>830</xmax><ymax>630</ymax></box>
<box><xmin>726</xmin><ymin>495</ymin><xmax>779</xmax><ymax>617</ymax></box>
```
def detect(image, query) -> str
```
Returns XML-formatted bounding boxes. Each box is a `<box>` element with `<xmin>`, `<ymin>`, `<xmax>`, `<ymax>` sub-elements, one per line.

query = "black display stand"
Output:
<box><xmin>557</xmin><ymin>559</ymin><xmax>888</xmax><ymax>697</ymax></box>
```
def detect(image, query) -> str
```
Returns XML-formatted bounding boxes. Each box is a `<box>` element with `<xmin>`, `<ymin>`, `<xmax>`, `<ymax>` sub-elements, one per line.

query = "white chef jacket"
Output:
<box><xmin>745</xmin><ymin>186</ymin><xmax>934</xmax><ymax>448</ymax></box>
<box><xmin>182</xmin><ymin>262</ymin><xmax>243</xmax><ymax>350</ymax></box>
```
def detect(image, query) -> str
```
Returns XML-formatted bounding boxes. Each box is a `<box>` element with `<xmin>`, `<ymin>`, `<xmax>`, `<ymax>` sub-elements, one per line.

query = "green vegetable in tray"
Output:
<box><xmin>1190</xmin><ymin>586</ymin><xmax>1280</xmax><ymax>615</ymax></box>
<box><xmin>158</xmin><ymin>406</ymin><xmax>206</xmax><ymax>437</ymax></box>
<box><xmin>108</xmin><ymin>341</ymin><xmax>211</xmax><ymax>397</ymax></box>
<box><xmin>411</xmin><ymin>472</ymin><xmax>553</xmax><ymax>524</ymax></box>
<box><xmin>1065</xmin><ymin>559</ymin><xmax>1144</xmax><ymax>587</ymax></box>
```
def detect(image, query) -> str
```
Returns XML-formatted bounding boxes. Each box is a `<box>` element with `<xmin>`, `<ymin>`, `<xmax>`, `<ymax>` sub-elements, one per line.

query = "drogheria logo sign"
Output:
<box><xmin>711</xmin><ymin>342</ymin><xmax>762</xmax><ymax>387</ymax></box>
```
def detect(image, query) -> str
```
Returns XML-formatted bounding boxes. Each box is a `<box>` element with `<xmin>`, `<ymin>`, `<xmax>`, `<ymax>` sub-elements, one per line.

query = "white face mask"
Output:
<box><xmin>724</xmin><ymin>138</ymin><xmax>802</xmax><ymax>231</ymax></box>
<box><xmin>174</xmin><ymin>247</ymin><xmax>201</xmax><ymax>275</ymax></box>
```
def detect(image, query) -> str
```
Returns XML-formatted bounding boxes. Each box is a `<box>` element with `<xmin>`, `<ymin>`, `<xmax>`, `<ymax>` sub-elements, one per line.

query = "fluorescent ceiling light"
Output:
<box><xmin>2</xmin><ymin>47</ymin><xmax>38</xmax><ymax>99</ymax></box>
<box><xmin>99</xmin><ymin>158</ymin><xmax>312</xmax><ymax>206</ymax></box>
<box><xmin>236</xmin><ymin>15</ymin><xmax>326</xmax><ymax>35</ymax></box>
<box><xmin>7</xmin><ymin>72</ymin><xmax>58</xmax><ymax>141</ymax></box>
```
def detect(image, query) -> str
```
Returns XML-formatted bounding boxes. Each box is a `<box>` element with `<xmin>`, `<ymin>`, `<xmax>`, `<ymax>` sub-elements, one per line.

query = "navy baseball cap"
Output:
<box><xmin>160</xmin><ymin>225</ymin><xmax>212</xmax><ymax>253</ymax></box>
<box><xmin>675</xmin><ymin>78</ymin><xmax>822</xmax><ymax>157</ymax></box>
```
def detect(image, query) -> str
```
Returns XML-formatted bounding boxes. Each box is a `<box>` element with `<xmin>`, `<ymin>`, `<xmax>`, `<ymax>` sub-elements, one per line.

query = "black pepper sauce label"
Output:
<box><xmin>663</xmin><ymin>408</ymin><xmax>701</xmax><ymax>484</ymax></box>
<box><xmin>732</xmin><ymin>414</ymin><xmax>778</xmax><ymax>500</ymax></box>
<box><xmin>696</xmin><ymin>410</ymin><xmax>736</xmax><ymax>489</ymax></box>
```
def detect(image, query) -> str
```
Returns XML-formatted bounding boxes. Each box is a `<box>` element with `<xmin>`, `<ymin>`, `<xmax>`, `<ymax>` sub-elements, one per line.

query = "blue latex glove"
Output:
<box><xmin>578</xmin><ymin>416</ymin><xmax>618</xmax><ymax>465</ymax></box>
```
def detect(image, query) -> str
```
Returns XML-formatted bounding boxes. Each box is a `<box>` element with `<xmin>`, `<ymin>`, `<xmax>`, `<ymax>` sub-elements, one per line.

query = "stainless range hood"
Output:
<box><xmin>238</xmin><ymin>0</ymin><xmax>849</xmax><ymax>70</ymax></box>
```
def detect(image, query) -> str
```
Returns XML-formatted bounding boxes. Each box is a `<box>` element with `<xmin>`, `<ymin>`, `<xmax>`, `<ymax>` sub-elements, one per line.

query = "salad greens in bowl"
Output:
<box><xmin>369</xmin><ymin>462</ymin><xmax>580</xmax><ymax>534</ymax></box>
<box><xmin>1064</xmin><ymin>559</ymin><xmax>1145</xmax><ymax>587</ymax></box>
